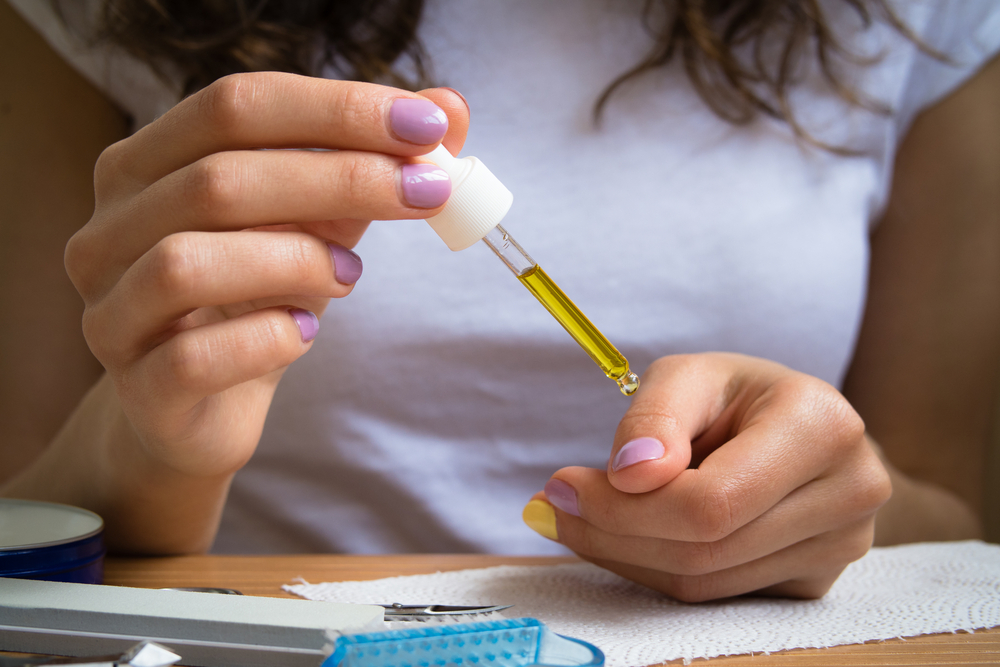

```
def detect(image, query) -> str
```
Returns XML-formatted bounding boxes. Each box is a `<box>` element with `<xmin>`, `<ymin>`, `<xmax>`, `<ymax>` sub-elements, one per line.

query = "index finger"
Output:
<box><xmin>104</xmin><ymin>73</ymin><xmax>460</xmax><ymax>189</ymax></box>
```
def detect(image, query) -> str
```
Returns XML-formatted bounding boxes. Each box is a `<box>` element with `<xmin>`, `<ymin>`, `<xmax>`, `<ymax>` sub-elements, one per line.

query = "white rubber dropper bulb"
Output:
<box><xmin>423</xmin><ymin>145</ymin><xmax>514</xmax><ymax>251</ymax></box>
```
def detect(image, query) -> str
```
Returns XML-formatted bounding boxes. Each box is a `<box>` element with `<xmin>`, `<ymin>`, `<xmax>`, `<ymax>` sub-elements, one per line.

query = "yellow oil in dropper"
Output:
<box><xmin>519</xmin><ymin>265</ymin><xmax>639</xmax><ymax>395</ymax></box>
<box><xmin>422</xmin><ymin>145</ymin><xmax>639</xmax><ymax>395</ymax></box>
<box><xmin>484</xmin><ymin>226</ymin><xmax>639</xmax><ymax>396</ymax></box>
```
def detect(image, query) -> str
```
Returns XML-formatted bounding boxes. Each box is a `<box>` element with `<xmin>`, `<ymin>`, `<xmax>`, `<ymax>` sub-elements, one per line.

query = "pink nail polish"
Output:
<box><xmin>401</xmin><ymin>163</ymin><xmax>451</xmax><ymax>208</ymax></box>
<box><xmin>328</xmin><ymin>244</ymin><xmax>363</xmax><ymax>284</ymax></box>
<box><xmin>544</xmin><ymin>479</ymin><xmax>580</xmax><ymax>517</ymax></box>
<box><xmin>612</xmin><ymin>437</ymin><xmax>665</xmax><ymax>472</ymax></box>
<box><xmin>289</xmin><ymin>309</ymin><xmax>319</xmax><ymax>342</ymax></box>
<box><xmin>390</xmin><ymin>98</ymin><xmax>448</xmax><ymax>145</ymax></box>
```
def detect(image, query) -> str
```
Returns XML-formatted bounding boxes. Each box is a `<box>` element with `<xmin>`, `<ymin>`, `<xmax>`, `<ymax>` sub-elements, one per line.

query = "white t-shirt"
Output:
<box><xmin>13</xmin><ymin>0</ymin><xmax>1000</xmax><ymax>555</ymax></box>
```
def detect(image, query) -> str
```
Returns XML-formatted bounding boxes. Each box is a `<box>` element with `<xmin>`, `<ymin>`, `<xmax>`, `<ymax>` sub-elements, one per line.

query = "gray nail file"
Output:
<box><xmin>0</xmin><ymin>578</ymin><xmax>384</xmax><ymax>667</ymax></box>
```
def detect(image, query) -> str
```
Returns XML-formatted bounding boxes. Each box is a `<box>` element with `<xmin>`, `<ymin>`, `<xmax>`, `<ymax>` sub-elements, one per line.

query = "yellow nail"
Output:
<box><xmin>522</xmin><ymin>499</ymin><xmax>558</xmax><ymax>540</ymax></box>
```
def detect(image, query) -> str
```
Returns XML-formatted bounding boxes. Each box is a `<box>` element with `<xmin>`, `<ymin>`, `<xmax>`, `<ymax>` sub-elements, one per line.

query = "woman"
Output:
<box><xmin>1</xmin><ymin>0</ymin><xmax>998</xmax><ymax>602</ymax></box>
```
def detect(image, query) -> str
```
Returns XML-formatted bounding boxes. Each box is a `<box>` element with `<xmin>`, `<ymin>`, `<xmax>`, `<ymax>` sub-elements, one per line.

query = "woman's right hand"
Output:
<box><xmin>41</xmin><ymin>74</ymin><xmax>468</xmax><ymax>551</ymax></box>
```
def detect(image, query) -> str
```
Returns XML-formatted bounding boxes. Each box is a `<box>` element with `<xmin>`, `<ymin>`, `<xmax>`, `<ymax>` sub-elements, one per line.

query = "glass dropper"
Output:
<box><xmin>481</xmin><ymin>225</ymin><xmax>639</xmax><ymax>396</ymax></box>
<box><xmin>423</xmin><ymin>146</ymin><xmax>640</xmax><ymax>396</ymax></box>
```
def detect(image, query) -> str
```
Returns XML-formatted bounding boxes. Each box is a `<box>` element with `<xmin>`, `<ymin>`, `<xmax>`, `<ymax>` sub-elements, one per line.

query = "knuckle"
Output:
<box><xmin>616</xmin><ymin>408</ymin><xmax>682</xmax><ymax>441</ymax></box>
<box><xmin>793</xmin><ymin>579</ymin><xmax>837</xmax><ymax>599</ymax></box>
<box><xmin>64</xmin><ymin>227</ymin><xmax>98</xmax><ymax>294</ymax></box>
<box><xmin>778</xmin><ymin>375</ymin><xmax>866</xmax><ymax>454</ymax></box>
<box><xmin>778</xmin><ymin>576</ymin><xmax>838</xmax><ymax>600</ymax></box>
<box><xmin>282</xmin><ymin>239</ymin><xmax>326</xmax><ymax>289</ymax></box>
<box><xmin>79</xmin><ymin>307</ymin><xmax>98</xmax><ymax>344</ymax></box>
<box><xmin>251</xmin><ymin>313</ymin><xmax>289</xmax><ymax>354</ymax></box>
<box><xmin>776</xmin><ymin>375</ymin><xmax>828</xmax><ymax>419</ymax></box>
<box><xmin>666</xmin><ymin>574</ymin><xmax>713</xmax><ymax>603</ymax></box>
<box><xmin>184</xmin><ymin>154</ymin><xmax>243</xmax><ymax>219</ymax></box>
<box><xmin>643</xmin><ymin>354</ymin><xmax>702</xmax><ymax>387</ymax></box>
<box><xmin>147</xmin><ymin>234</ymin><xmax>200</xmax><ymax>297</ymax></box>
<box><xmin>92</xmin><ymin>139</ymin><xmax>130</xmax><ymax>196</ymax></box>
<box><xmin>617</xmin><ymin>354</ymin><xmax>708</xmax><ymax>437</ymax></box>
<box><xmin>199</xmin><ymin>73</ymin><xmax>256</xmax><ymax>130</ymax></box>
<box><xmin>563</xmin><ymin>523</ymin><xmax>599</xmax><ymax>558</ymax></box>
<box><xmin>682</xmin><ymin>483</ymin><xmax>738</xmax><ymax>542</ymax></box>
<box><xmin>277</xmin><ymin>241</ymin><xmax>310</xmax><ymax>283</ymax></box>
<box><xmin>340</xmin><ymin>156</ymin><xmax>384</xmax><ymax>206</ymax></box>
<box><xmin>333</xmin><ymin>83</ymin><xmax>380</xmax><ymax>132</ymax></box>
<box><xmin>673</xmin><ymin>540</ymin><xmax>726</xmax><ymax>576</ymax></box>
<box><xmin>843</xmin><ymin>530</ymin><xmax>874</xmax><ymax>563</ymax></box>
<box><xmin>249</xmin><ymin>315</ymin><xmax>302</xmax><ymax>372</ymax></box>
<box><xmin>822</xmin><ymin>392</ymin><xmax>866</xmax><ymax>446</ymax></box>
<box><xmin>820</xmin><ymin>526</ymin><xmax>873</xmax><ymax>571</ymax></box>
<box><xmin>648</xmin><ymin>353</ymin><xmax>698</xmax><ymax>374</ymax></box>
<box><xmin>582</xmin><ymin>492</ymin><xmax>621</xmax><ymax>535</ymax></box>
<box><xmin>869</xmin><ymin>465</ymin><xmax>894</xmax><ymax>509</ymax></box>
<box><xmin>164</xmin><ymin>335</ymin><xmax>211</xmax><ymax>392</ymax></box>
<box><xmin>239</xmin><ymin>314</ymin><xmax>296</xmax><ymax>368</ymax></box>
<box><xmin>80</xmin><ymin>306</ymin><xmax>111</xmax><ymax>362</ymax></box>
<box><xmin>852</xmin><ymin>453</ymin><xmax>893</xmax><ymax>515</ymax></box>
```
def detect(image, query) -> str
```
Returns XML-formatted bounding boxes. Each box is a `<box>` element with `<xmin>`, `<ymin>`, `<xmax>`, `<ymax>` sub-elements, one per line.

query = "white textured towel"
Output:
<box><xmin>285</xmin><ymin>541</ymin><xmax>1000</xmax><ymax>665</ymax></box>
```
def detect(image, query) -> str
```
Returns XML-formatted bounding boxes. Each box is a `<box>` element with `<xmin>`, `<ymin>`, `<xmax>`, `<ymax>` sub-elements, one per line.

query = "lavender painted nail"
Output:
<box><xmin>612</xmin><ymin>437</ymin><xmax>665</xmax><ymax>472</ymax></box>
<box><xmin>401</xmin><ymin>163</ymin><xmax>451</xmax><ymax>208</ymax></box>
<box><xmin>328</xmin><ymin>244</ymin><xmax>363</xmax><ymax>284</ymax></box>
<box><xmin>390</xmin><ymin>98</ymin><xmax>448</xmax><ymax>145</ymax></box>
<box><xmin>290</xmin><ymin>309</ymin><xmax>319</xmax><ymax>343</ymax></box>
<box><xmin>544</xmin><ymin>479</ymin><xmax>581</xmax><ymax>517</ymax></box>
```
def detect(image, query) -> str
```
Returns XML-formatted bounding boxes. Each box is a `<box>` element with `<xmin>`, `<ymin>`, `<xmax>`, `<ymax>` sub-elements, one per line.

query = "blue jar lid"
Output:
<box><xmin>0</xmin><ymin>499</ymin><xmax>105</xmax><ymax>584</ymax></box>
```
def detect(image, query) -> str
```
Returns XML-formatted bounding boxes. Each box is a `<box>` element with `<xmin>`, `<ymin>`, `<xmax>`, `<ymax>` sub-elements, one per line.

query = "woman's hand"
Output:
<box><xmin>523</xmin><ymin>353</ymin><xmax>892</xmax><ymax>602</ymax></box>
<box><xmin>67</xmin><ymin>74</ymin><xmax>466</xmax><ymax>475</ymax></box>
<box><xmin>6</xmin><ymin>73</ymin><xmax>469</xmax><ymax>553</ymax></box>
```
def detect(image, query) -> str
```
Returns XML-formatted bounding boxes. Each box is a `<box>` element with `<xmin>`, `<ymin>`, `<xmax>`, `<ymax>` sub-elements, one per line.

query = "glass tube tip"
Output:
<box><xmin>616</xmin><ymin>371</ymin><xmax>640</xmax><ymax>396</ymax></box>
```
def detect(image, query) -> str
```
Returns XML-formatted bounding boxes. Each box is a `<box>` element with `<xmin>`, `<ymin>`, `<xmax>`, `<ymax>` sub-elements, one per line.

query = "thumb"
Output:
<box><xmin>608</xmin><ymin>355</ymin><xmax>735</xmax><ymax>493</ymax></box>
<box><xmin>418</xmin><ymin>87</ymin><xmax>470</xmax><ymax>156</ymax></box>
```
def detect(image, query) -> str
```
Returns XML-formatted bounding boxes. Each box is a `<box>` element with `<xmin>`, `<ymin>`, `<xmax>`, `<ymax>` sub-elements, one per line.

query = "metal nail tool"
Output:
<box><xmin>158</xmin><ymin>589</ymin><xmax>512</xmax><ymax>620</ymax></box>
<box><xmin>159</xmin><ymin>587</ymin><xmax>243</xmax><ymax>595</ymax></box>
<box><xmin>379</xmin><ymin>603</ymin><xmax>512</xmax><ymax>620</ymax></box>
<box><xmin>158</xmin><ymin>588</ymin><xmax>511</xmax><ymax>620</ymax></box>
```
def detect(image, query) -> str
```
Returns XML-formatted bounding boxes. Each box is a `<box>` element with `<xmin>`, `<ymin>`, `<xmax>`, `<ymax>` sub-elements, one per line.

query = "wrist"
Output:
<box><xmin>3</xmin><ymin>373</ymin><xmax>234</xmax><ymax>555</ymax></box>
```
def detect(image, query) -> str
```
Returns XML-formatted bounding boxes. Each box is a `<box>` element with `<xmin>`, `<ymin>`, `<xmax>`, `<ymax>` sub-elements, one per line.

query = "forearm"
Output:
<box><xmin>868</xmin><ymin>435</ymin><xmax>983</xmax><ymax>546</ymax></box>
<box><xmin>842</xmin><ymin>54</ymin><xmax>1000</xmax><ymax>544</ymax></box>
<box><xmin>0</xmin><ymin>373</ymin><xmax>233</xmax><ymax>555</ymax></box>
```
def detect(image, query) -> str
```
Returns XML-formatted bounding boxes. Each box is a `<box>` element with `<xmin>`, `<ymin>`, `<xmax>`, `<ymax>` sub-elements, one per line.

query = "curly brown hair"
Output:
<box><xmin>75</xmin><ymin>0</ymin><xmax>929</xmax><ymax>150</ymax></box>
<box><xmin>86</xmin><ymin>0</ymin><xmax>431</xmax><ymax>93</ymax></box>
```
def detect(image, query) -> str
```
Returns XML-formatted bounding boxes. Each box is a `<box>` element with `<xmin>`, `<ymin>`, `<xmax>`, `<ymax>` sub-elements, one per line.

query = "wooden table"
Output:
<box><xmin>103</xmin><ymin>554</ymin><xmax>1000</xmax><ymax>666</ymax></box>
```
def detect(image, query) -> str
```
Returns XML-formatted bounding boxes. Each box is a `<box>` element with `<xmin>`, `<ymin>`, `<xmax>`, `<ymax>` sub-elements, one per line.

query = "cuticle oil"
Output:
<box><xmin>485</xmin><ymin>226</ymin><xmax>639</xmax><ymax>396</ymax></box>
<box><xmin>422</xmin><ymin>145</ymin><xmax>639</xmax><ymax>396</ymax></box>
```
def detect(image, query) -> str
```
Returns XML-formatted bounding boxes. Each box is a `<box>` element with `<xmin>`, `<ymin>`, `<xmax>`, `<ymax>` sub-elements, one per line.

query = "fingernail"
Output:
<box><xmin>439</xmin><ymin>87</ymin><xmax>470</xmax><ymax>115</ymax></box>
<box><xmin>289</xmin><ymin>308</ymin><xmax>319</xmax><ymax>342</ymax></box>
<box><xmin>522</xmin><ymin>499</ymin><xmax>558</xmax><ymax>540</ymax></box>
<box><xmin>612</xmin><ymin>437</ymin><xmax>665</xmax><ymax>472</ymax></box>
<box><xmin>543</xmin><ymin>479</ymin><xmax>580</xmax><ymax>517</ymax></box>
<box><xmin>328</xmin><ymin>244</ymin><xmax>363</xmax><ymax>284</ymax></box>
<box><xmin>401</xmin><ymin>163</ymin><xmax>451</xmax><ymax>208</ymax></box>
<box><xmin>390</xmin><ymin>98</ymin><xmax>448</xmax><ymax>145</ymax></box>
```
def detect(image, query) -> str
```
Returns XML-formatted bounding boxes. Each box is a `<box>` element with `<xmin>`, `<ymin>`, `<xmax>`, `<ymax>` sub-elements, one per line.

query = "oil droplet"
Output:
<box><xmin>617</xmin><ymin>372</ymin><xmax>640</xmax><ymax>396</ymax></box>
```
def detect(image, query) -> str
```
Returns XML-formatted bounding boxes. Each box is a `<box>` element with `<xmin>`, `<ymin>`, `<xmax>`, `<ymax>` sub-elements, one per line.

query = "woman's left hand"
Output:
<box><xmin>523</xmin><ymin>352</ymin><xmax>892</xmax><ymax>601</ymax></box>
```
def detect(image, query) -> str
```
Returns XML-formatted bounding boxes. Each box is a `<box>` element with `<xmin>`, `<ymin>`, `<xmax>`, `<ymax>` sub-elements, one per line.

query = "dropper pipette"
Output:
<box><xmin>423</xmin><ymin>146</ymin><xmax>639</xmax><ymax>396</ymax></box>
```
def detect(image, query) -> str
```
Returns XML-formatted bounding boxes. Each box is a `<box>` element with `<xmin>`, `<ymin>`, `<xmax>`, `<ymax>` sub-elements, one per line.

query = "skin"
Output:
<box><xmin>1</xmin><ymin>0</ymin><xmax>998</xmax><ymax>598</ymax></box>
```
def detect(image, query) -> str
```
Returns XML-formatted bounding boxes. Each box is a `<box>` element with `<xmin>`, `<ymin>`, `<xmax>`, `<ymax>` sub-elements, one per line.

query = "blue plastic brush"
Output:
<box><xmin>324</xmin><ymin>618</ymin><xmax>604</xmax><ymax>667</ymax></box>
